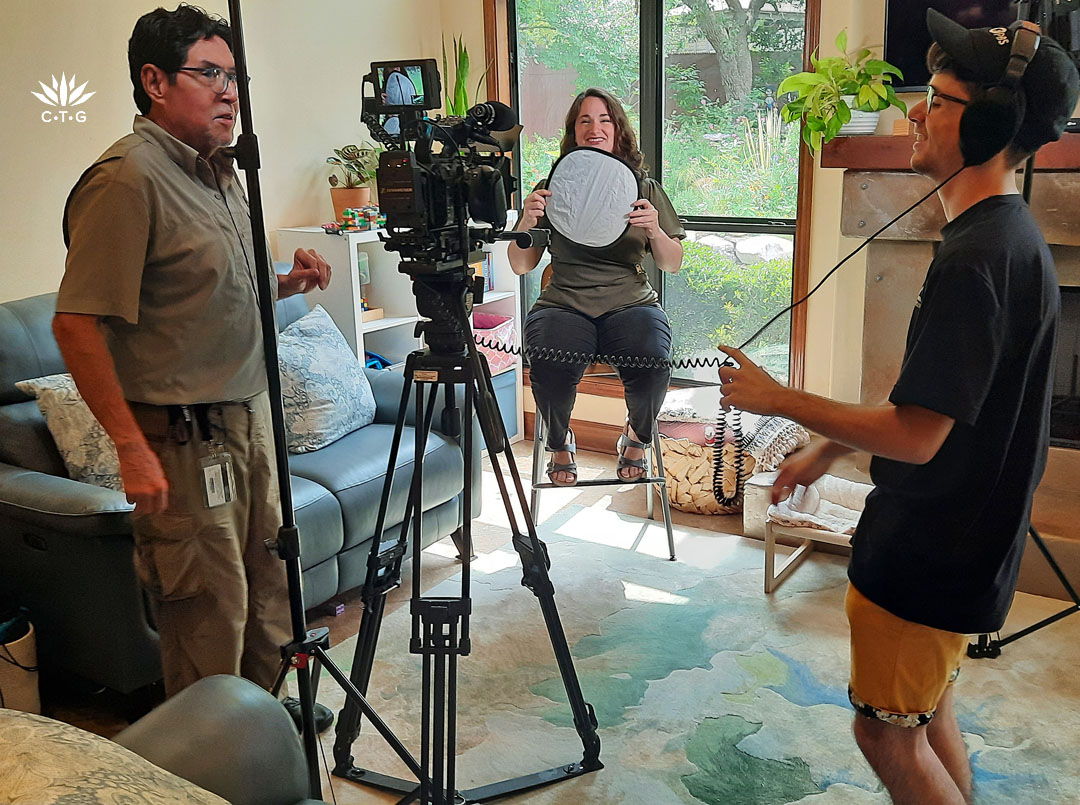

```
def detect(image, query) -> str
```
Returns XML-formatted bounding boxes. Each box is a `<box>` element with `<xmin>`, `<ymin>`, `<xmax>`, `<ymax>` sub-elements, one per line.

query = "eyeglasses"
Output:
<box><xmin>176</xmin><ymin>65</ymin><xmax>241</xmax><ymax>95</ymax></box>
<box><xmin>925</xmin><ymin>85</ymin><xmax>969</xmax><ymax>114</ymax></box>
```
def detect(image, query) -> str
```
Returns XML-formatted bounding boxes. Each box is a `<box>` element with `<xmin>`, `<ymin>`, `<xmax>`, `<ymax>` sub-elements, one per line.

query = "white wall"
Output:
<box><xmin>1</xmin><ymin>0</ymin><xmax>485</xmax><ymax>302</ymax></box>
<box><xmin>801</xmin><ymin>0</ymin><xmax>894</xmax><ymax>401</ymax></box>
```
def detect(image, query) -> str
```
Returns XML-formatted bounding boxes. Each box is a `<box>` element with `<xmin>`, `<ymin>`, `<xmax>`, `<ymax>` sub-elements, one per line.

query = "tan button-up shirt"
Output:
<box><xmin>59</xmin><ymin>116</ymin><xmax>271</xmax><ymax>405</ymax></box>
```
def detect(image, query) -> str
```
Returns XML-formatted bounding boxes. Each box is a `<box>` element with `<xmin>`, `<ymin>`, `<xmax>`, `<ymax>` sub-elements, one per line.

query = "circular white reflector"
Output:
<box><xmin>545</xmin><ymin>147</ymin><xmax>640</xmax><ymax>248</ymax></box>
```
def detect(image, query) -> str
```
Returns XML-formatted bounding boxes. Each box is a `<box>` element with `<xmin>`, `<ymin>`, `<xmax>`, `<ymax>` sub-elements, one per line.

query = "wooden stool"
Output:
<box><xmin>764</xmin><ymin>521</ymin><xmax>852</xmax><ymax>593</ymax></box>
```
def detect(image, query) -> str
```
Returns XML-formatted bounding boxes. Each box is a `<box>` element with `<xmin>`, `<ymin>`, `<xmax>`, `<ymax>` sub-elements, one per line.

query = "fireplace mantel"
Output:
<box><xmin>822</xmin><ymin>134</ymin><xmax>1080</xmax><ymax>172</ymax></box>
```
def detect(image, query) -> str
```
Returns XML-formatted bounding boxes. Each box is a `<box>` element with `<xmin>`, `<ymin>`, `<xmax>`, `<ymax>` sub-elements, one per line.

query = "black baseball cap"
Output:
<box><xmin>927</xmin><ymin>8</ymin><xmax>1079</xmax><ymax>152</ymax></box>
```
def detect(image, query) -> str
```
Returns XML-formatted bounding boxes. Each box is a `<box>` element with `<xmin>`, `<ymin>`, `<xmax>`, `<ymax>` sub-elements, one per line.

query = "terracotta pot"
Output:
<box><xmin>330</xmin><ymin>186</ymin><xmax>372</xmax><ymax>221</ymax></box>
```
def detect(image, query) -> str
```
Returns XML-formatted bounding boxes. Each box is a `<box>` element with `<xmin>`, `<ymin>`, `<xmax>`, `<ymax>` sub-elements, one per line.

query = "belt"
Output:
<box><xmin>128</xmin><ymin>400</ymin><xmax>245</xmax><ymax>444</ymax></box>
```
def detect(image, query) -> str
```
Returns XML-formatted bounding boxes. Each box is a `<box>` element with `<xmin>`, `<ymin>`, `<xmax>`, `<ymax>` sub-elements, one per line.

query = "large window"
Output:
<box><xmin>513</xmin><ymin>0</ymin><xmax>808</xmax><ymax>385</ymax></box>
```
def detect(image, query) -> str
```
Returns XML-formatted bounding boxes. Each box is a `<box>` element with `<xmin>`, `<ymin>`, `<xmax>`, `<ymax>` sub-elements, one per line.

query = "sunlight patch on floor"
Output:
<box><xmin>621</xmin><ymin>580</ymin><xmax>690</xmax><ymax>605</ymax></box>
<box><xmin>555</xmin><ymin>500</ymin><xmax>669</xmax><ymax>556</ymax></box>
<box><xmin>423</xmin><ymin>540</ymin><xmax>521</xmax><ymax>575</ymax></box>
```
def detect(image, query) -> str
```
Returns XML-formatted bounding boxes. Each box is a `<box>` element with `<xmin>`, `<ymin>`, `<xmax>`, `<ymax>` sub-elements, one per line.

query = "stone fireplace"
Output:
<box><xmin>825</xmin><ymin>135</ymin><xmax>1080</xmax><ymax>598</ymax></box>
<box><xmin>1054</xmin><ymin>286</ymin><xmax>1080</xmax><ymax>448</ymax></box>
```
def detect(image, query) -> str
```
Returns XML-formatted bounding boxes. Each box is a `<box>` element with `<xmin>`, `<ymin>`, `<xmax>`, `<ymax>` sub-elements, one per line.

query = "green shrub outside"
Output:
<box><xmin>667</xmin><ymin>240</ymin><xmax>792</xmax><ymax>379</ymax></box>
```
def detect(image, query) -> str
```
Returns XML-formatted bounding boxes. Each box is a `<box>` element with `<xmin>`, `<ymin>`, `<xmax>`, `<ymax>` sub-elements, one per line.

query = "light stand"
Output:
<box><xmin>968</xmin><ymin>0</ymin><xmax>1080</xmax><ymax>660</ymax></box>
<box><xmin>226</xmin><ymin>2</ymin><xmax>430</xmax><ymax>799</ymax></box>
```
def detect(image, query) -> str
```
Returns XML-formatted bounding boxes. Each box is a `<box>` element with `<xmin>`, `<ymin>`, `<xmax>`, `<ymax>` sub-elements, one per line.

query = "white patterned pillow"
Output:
<box><xmin>278</xmin><ymin>304</ymin><xmax>376</xmax><ymax>452</ymax></box>
<box><xmin>15</xmin><ymin>373</ymin><xmax>123</xmax><ymax>491</ymax></box>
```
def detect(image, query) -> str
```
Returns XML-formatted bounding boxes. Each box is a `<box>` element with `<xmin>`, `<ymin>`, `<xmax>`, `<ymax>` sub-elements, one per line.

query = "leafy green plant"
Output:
<box><xmin>667</xmin><ymin>242</ymin><xmax>792</xmax><ymax>380</ymax></box>
<box><xmin>327</xmin><ymin>143</ymin><xmax>379</xmax><ymax>188</ymax></box>
<box><xmin>777</xmin><ymin>29</ymin><xmax>906</xmax><ymax>153</ymax></box>
<box><xmin>442</xmin><ymin>35</ymin><xmax>494</xmax><ymax>116</ymax></box>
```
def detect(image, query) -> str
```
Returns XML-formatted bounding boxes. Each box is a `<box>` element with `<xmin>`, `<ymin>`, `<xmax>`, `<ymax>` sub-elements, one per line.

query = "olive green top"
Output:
<box><xmin>59</xmin><ymin>116</ymin><xmax>272</xmax><ymax>405</ymax></box>
<box><xmin>531</xmin><ymin>176</ymin><xmax>685</xmax><ymax>318</ymax></box>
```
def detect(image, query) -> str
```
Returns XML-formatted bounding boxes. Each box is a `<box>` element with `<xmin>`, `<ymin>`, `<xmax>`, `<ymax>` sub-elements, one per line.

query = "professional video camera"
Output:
<box><xmin>361</xmin><ymin>59</ymin><xmax>521</xmax><ymax>354</ymax></box>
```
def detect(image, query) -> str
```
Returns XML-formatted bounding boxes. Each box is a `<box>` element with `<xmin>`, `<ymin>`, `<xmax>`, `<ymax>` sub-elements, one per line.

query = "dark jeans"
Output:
<box><xmin>525</xmin><ymin>304</ymin><xmax>672</xmax><ymax>451</ymax></box>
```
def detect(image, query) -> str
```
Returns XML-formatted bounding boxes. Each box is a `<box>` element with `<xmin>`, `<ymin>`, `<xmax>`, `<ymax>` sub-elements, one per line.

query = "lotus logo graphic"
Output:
<box><xmin>32</xmin><ymin>74</ymin><xmax>95</xmax><ymax>123</ymax></box>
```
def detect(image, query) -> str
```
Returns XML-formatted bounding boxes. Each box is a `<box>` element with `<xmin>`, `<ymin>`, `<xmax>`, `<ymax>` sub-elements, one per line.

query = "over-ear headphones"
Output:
<box><xmin>960</xmin><ymin>19</ymin><xmax>1041</xmax><ymax>166</ymax></box>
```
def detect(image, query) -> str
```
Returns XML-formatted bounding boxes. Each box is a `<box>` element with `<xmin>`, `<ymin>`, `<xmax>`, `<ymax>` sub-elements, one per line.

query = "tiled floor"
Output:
<box><xmin>42</xmin><ymin>439</ymin><xmax>741</xmax><ymax>742</ymax></box>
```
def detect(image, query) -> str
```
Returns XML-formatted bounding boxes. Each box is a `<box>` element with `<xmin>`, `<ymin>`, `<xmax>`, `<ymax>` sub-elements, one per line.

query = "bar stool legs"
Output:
<box><xmin>529</xmin><ymin>414</ymin><xmax>676</xmax><ymax>561</ymax></box>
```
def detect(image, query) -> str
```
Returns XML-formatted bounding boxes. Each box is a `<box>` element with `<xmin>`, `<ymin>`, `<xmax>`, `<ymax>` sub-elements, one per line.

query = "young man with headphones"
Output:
<box><xmin>718</xmin><ymin>11</ymin><xmax>1078</xmax><ymax>803</ymax></box>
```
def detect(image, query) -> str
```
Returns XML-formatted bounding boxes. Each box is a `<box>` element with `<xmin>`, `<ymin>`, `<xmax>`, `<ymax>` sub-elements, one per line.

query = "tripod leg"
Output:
<box><xmin>1030</xmin><ymin>526</ymin><xmax>1080</xmax><ymax>606</ymax></box>
<box><xmin>651</xmin><ymin>430</ymin><xmax>676</xmax><ymax>562</ymax></box>
<box><xmin>530</xmin><ymin>414</ymin><xmax>544</xmax><ymax>518</ymax></box>
<box><xmin>333</xmin><ymin>354</ymin><xmax>423</xmax><ymax>776</ymax></box>
<box><xmin>470</xmin><ymin>349</ymin><xmax>603</xmax><ymax>771</ymax></box>
<box><xmin>969</xmin><ymin>526</ymin><xmax>1080</xmax><ymax>657</ymax></box>
<box><xmin>409</xmin><ymin>380</ymin><xmax>469</xmax><ymax>805</ymax></box>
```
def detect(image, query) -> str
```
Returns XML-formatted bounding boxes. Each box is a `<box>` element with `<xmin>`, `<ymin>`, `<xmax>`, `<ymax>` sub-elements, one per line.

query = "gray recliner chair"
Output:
<box><xmin>114</xmin><ymin>675</ymin><xmax>328</xmax><ymax>805</ymax></box>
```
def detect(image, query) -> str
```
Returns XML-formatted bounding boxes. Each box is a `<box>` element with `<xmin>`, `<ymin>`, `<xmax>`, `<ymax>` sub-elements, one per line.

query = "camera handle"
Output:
<box><xmin>499</xmin><ymin>228</ymin><xmax>550</xmax><ymax>249</ymax></box>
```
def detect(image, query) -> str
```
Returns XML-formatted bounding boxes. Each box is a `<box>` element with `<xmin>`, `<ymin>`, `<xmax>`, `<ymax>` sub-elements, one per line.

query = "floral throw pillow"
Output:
<box><xmin>15</xmin><ymin>373</ymin><xmax>123</xmax><ymax>491</ymax></box>
<box><xmin>278</xmin><ymin>304</ymin><xmax>376</xmax><ymax>452</ymax></box>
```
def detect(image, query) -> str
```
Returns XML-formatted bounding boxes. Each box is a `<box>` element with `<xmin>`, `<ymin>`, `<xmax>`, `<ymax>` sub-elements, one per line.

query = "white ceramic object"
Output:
<box><xmin>837</xmin><ymin>95</ymin><xmax>881</xmax><ymax>136</ymax></box>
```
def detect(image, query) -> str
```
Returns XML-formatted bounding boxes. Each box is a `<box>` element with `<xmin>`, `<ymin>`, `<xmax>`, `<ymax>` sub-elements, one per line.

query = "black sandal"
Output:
<box><xmin>545</xmin><ymin>429</ymin><xmax>578</xmax><ymax>487</ymax></box>
<box><xmin>616</xmin><ymin>426</ymin><xmax>649</xmax><ymax>481</ymax></box>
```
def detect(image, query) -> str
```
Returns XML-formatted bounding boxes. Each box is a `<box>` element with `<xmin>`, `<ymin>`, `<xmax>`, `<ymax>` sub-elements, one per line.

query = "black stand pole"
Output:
<box><xmin>330</xmin><ymin>292</ymin><xmax>603</xmax><ymax>803</ymax></box>
<box><xmin>968</xmin><ymin>526</ymin><xmax>1080</xmax><ymax>658</ymax></box>
<box><xmin>226</xmin><ymin>2</ymin><xmax>430</xmax><ymax>799</ymax></box>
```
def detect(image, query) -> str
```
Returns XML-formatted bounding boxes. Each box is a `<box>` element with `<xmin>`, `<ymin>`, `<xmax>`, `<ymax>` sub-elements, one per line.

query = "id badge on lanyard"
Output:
<box><xmin>199</xmin><ymin>447</ymin><xmax>236</xmax><ymax>508</ymax></box>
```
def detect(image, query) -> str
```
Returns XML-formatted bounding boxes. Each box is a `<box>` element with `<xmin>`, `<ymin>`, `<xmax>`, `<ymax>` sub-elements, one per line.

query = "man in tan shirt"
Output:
<box><xmin>53</xmin><ymin>5</ymin><xmax>331</xmax><ymax>723</ymax></box>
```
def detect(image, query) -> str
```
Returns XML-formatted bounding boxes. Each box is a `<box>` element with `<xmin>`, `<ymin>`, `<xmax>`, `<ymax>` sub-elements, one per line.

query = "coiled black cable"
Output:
<box><xmin>475</xmin><ymin>336</ymin><xmax>746</xmax><ymax>506</ymax></box>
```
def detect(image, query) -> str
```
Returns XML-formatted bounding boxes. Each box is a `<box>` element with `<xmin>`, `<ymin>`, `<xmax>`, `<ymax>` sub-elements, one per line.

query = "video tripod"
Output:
<box><xmin>328</xmin><ymin>272</ymin><xmax>602</xmax><ymax>804</ymax></box>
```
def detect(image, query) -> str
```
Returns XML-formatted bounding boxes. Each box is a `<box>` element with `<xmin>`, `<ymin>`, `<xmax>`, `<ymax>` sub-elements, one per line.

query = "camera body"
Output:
<box><xmin>362</xmin><ymin>59</ymin><xmax>516</xmax><ymax>274</ymax></box>
<box><xmin>361</xmin><ymin>59</ymin><xmax>519</xmax><ymax>352</ymax></box>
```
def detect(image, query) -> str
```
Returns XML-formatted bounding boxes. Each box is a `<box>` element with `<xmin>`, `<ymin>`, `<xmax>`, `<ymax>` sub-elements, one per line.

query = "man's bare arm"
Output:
<box><xmin>52</xmin><ymin>312</ymin><xmax>168</xmax><ymax>512</ymax></box>
<box><xmin>718</xmin><ymin>345</ymin><xmax>955</xmax><ymax>465</ymax></box>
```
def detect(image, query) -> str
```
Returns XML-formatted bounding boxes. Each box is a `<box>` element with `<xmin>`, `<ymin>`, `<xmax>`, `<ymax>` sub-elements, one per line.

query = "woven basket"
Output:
<box><xmin>657</xmin><ymin>435</ymin><xmax>756</xmax><ymax>515</ymax></box>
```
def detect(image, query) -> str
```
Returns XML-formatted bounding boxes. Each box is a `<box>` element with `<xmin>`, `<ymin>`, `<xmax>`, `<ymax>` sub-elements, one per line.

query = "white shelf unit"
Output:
<box><xmin>477</xmin><ymin>227</ymin><xmax>524</xmax><ymax>441</ymax></box>
<box><xmin>276</xmin><ymin>222</ymin><xmax>523</xmax><ymax>441</ymax></box>
<box><xmin>276</xmin><ymin>226</ymin><xmax>421</xmax><ymax>371</ymax></box>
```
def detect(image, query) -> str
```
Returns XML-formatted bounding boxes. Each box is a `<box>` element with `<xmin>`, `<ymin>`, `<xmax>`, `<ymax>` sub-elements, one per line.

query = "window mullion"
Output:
<box><xmin>641</xmin><ymin>0</ymin><xmax>663</xmax><ymax>299</ymax></box>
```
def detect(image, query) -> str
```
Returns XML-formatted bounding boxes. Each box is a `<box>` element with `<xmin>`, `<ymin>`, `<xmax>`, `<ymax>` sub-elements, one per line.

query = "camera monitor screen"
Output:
<box><xmin>885</xmin><ymin>1</ymin><xmax>1020</xmax><ymax>91</ymax></box>
<box><xmin>372</xmin><ymin>59</ymin><xmax>440</xmax><ymax>112</ymax></box>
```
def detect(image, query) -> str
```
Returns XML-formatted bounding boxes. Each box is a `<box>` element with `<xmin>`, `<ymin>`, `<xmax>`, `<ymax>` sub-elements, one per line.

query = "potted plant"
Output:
<box><xmin>442</xmin><ymin>34</ymin><xmax>493</xmax><ymax>116</ymax></box>
<box><xmin>327</xmin><ymin>142</ymin><xmax>379</xmax><ymax>220</ymax></box>
<box><xmin>777</xmin><ymin>30</ymin><xmax>907</xmax><ymax>153</ymax></box>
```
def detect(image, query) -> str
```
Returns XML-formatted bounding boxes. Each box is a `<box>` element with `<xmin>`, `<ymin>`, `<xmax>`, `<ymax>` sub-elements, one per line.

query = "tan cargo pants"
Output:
<box><xmin>129</xmin><ymin>391</ymin><xmax>291</xmax><ymax>698</ymax></box>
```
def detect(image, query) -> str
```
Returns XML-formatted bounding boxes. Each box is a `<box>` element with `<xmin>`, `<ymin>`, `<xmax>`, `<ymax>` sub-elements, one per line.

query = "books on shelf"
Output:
<box><xmin>470</xmin><ymin>252</ymin><xmax>495</xmax><ymax>291</ymax></box>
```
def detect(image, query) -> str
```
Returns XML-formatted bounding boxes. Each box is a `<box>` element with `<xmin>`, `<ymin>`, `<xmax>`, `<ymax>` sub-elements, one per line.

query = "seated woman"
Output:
<box><xmin>509</xmin><ymin>88</ymin><xmax>685</xmax><ymax>486</ymax></box>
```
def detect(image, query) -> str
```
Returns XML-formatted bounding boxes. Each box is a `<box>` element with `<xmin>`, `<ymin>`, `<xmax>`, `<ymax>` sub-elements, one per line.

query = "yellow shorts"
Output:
<box><xmin>846</xmin><ymin>583</ymin><xmax>968</xmax><ymax>728</ymax></box>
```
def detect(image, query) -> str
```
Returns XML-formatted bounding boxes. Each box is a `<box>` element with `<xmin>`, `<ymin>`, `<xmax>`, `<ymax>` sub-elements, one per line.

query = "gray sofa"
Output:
<box><xmin>0</xmin><ymin>290</ymin><xmax>480</xmax><ymax>697</ymax></box>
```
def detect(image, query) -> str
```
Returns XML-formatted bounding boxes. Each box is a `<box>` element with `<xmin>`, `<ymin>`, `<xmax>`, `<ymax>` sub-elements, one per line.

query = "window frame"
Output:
<box><xmin>489</xmin><ymin>0</ymin><xmax>820</xmax><ymax>390</ymax></box>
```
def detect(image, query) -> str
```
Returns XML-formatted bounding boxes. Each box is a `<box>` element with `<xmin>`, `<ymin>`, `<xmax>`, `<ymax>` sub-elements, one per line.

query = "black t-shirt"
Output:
<box><xmin>848</xmin><ymin>195</ymin><xmax>1059</xmax><ymax>635</ymax></box>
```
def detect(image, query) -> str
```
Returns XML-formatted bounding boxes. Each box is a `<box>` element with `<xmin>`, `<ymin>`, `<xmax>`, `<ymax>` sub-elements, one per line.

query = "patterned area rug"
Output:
<box><xmin>320</xmin><ymin>505</ymin><xmax>1080</xmax><ymax>804</ymax></box>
